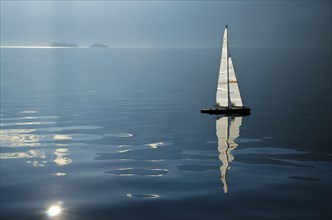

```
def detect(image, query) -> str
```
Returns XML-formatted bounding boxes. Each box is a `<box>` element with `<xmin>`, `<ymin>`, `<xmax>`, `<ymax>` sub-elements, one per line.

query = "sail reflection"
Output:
<box><xmin>216</xmin><ymin>116</ymin><xmax>242</xmax><ymax>193</ymax></box>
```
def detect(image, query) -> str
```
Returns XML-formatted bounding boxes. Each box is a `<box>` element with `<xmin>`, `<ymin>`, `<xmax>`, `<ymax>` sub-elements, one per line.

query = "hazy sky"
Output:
<box><xmin>1</xmin><ymin>1</ymin><xmax>331</xmax><ymax>47</ymax></box>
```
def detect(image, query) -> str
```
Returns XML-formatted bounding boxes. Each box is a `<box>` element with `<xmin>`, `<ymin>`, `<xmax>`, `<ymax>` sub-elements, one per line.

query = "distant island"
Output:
<box><xmin>89</xmin><ymin>43</ymin><xmax>109</xmax><ymax>48</ymax></box>
<box><xmin>50</xmin><ymin>42</ymin><xmax>78</xmax><ymax>47</ymax></box>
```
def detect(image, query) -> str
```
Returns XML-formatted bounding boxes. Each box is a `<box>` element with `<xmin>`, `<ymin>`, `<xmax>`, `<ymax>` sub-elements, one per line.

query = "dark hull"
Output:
<box><xmin>200</xmin><ymin>106</ymin><xmax>251</xmax><ymax>116</ymax></box>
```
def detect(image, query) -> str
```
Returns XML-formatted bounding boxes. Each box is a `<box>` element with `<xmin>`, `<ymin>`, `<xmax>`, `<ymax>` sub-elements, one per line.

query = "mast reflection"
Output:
<box><xmin>216</xmin><ymin>116</ymin><xmax>242</xmax><ymax>193</ymax></box>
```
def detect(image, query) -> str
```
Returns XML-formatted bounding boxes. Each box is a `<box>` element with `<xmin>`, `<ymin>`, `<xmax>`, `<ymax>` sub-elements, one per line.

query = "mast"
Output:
<box><xmin>226</xmin><ymin>25</ymin><xmax>230</xmax><ymax>108</ymax></box>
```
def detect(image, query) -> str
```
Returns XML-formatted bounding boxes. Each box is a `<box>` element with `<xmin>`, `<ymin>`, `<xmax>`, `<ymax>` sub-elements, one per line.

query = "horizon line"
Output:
<box><xmin>0</xmin><ymin>45</ymin><xmax>217</xmax><ymax>49</ymax></box>
<box><xmin>1</xmin><ymin>44</ymin><xmax>330</xmax><ymax>49</ymax></box>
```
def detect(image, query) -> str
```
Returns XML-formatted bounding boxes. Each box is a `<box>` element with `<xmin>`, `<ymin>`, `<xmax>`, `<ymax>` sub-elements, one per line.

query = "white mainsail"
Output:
<box><xmin>216</xmin><ymin>26</ymin><xmax>228</xmax><ymax>107</ymax></box>
<box><xmin>217</xmin><ymin>116</ymin><xmax>242</xmax><ymax>194</ymax></box>
<box><xmin>228</xmin><ymin>56</ymin><xmax>243</xmax><ymax>107</ymax></box>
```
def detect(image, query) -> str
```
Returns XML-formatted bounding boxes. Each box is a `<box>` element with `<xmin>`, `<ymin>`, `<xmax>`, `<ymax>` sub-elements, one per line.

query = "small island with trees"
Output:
<box><xmin>50</xmin><ymin>42</ymin><xmax>79</xmax><ymax>47</ymax></box>
<box><xmin>89</xmin><ymin>43</ymin><xmax>109</xmax><ymax>48</ymax></box>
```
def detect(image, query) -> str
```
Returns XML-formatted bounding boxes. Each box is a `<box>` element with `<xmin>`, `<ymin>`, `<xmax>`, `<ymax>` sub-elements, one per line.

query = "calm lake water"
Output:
<box><xmin>0</xmin><ymin>47</ymin><xmax>331</xmax><ymax>220</ymax></box>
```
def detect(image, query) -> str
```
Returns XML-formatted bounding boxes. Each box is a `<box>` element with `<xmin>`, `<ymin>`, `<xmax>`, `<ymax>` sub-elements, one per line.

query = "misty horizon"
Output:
<box><xmin>1</xmin><ymin>1</ymin><xmax>331</xmax><ymax>48</ymax></box>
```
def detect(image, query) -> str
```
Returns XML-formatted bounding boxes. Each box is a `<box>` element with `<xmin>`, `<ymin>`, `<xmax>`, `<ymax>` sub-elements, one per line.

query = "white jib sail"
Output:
<box><xmin>216</xmin><ymin>117</ymin><xmax>229</xmax><ymax>193</ymax></box>
<box><xmin>228</xmin><ymin>56</ymin><xmax>243</xmax><ymax>107</ymax></box>
<box><xmin>216</xmin><ymin>27</ymin><xmax>228</xmax><ymax>107</ymax></box>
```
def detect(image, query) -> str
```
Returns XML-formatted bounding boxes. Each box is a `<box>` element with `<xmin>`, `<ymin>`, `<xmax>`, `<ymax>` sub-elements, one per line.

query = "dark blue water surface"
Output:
<box><xmin>1</xmin><ymin>47</ymin><xmax>331</xmax><ymax>220</ymax></box>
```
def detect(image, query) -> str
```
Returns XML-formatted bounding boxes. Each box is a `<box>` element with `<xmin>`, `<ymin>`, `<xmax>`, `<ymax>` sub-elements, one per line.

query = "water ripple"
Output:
<box><xmin>104</xmin><ymin>133</ymin><xmax>133</xmax><ymax>138</ymax></box>
<box><xmin>288</xmin><ymin>176</ymin><xmax>320</xmax><ymax>182</ymax></box>
<box><xmin>26</xmin><ymin>160</ymin><xmax>47</xmax><ymax>167</ymax></box>
<box><xmin>20</xmin><ymin>110</ymin><xmax>38</xmax><ymax>114</ymax></box>
<box><xmin>207</xmin><ymin>137</ymin><xmax>262</xmax><ymax>144</ymax></box>
<box><xmin>0</xmin><ymin>121</ymin><xmax>57</xmax><ymax>127</ymax></box>
<box><xmin>0</xmin><ymin>133</ymin><xmax>43</xmax><ymax>147</ymax></box>
<box><xmin>126</xmin><ymin>194</ymin><xmax>160</xmax><ymax>199</ymax></box>
<box><xmin>0</xmin><ymin>149</ymin><xmax>46</xmax><ymax>159</ymax></box>
<box><xmin>145</xmin><ymin>142</ymin><xmax>172</xmax><ymax>149</ymax></box>
<box><xmin>0</xmin><ymin>116</ymin><xmax>60</xmax><ymax>121</ymax></box>
<box><xmin>1</xmin><ymin>132</ymin><xmax>103</xmax><ymax>147</ymax></box>
<box><xmin>0</xmin><ymin>129</ymin><xmax>36</xmax><ymax>134</ymax></box>
<box><xmin>53</xmin><ymin>173</ymin><xmax>66</xmax><ymax>176</ymax></box>
<box><xmin>54</xmin><ymin>148</ymin><xmax>72</xmax><ymax>166</ymax></box>
<box><xmin>105</xmin><ymin>168</ymin><xmax>168</xmax><ymax>177</ymax></box>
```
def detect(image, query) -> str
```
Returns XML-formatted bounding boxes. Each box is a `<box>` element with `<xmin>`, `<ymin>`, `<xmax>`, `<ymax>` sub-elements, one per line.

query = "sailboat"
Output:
<box><xmin>217</xmin><ymin>116</ymin><xmax>242</xmax><ymax>193</ymax></box>
<box><xmin>201</xmin><ymin>25</ymin><xmax>250</xmax><ymax>116</ymax></box>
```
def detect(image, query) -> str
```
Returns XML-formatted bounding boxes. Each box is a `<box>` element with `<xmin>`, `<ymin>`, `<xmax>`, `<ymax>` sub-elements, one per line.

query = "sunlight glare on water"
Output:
<box><xmin>47</xmin><ymin>205</ymin><xmax>61</xmax><ymax>217</ymax></box>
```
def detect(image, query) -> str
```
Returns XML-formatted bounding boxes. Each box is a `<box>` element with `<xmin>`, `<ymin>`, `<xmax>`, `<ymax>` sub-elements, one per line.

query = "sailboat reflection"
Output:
<box><xmin>216</xmin><ymin>116</ymin><xmax>242</xmax><ymax>193</ymax></box>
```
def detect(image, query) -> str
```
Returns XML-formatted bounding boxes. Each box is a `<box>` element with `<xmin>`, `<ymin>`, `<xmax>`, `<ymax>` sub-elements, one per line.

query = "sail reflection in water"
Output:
<box><xmin>216</xmin><ymin>116</ymin><xmax>242</xmax><ymax>193</ymax></box>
